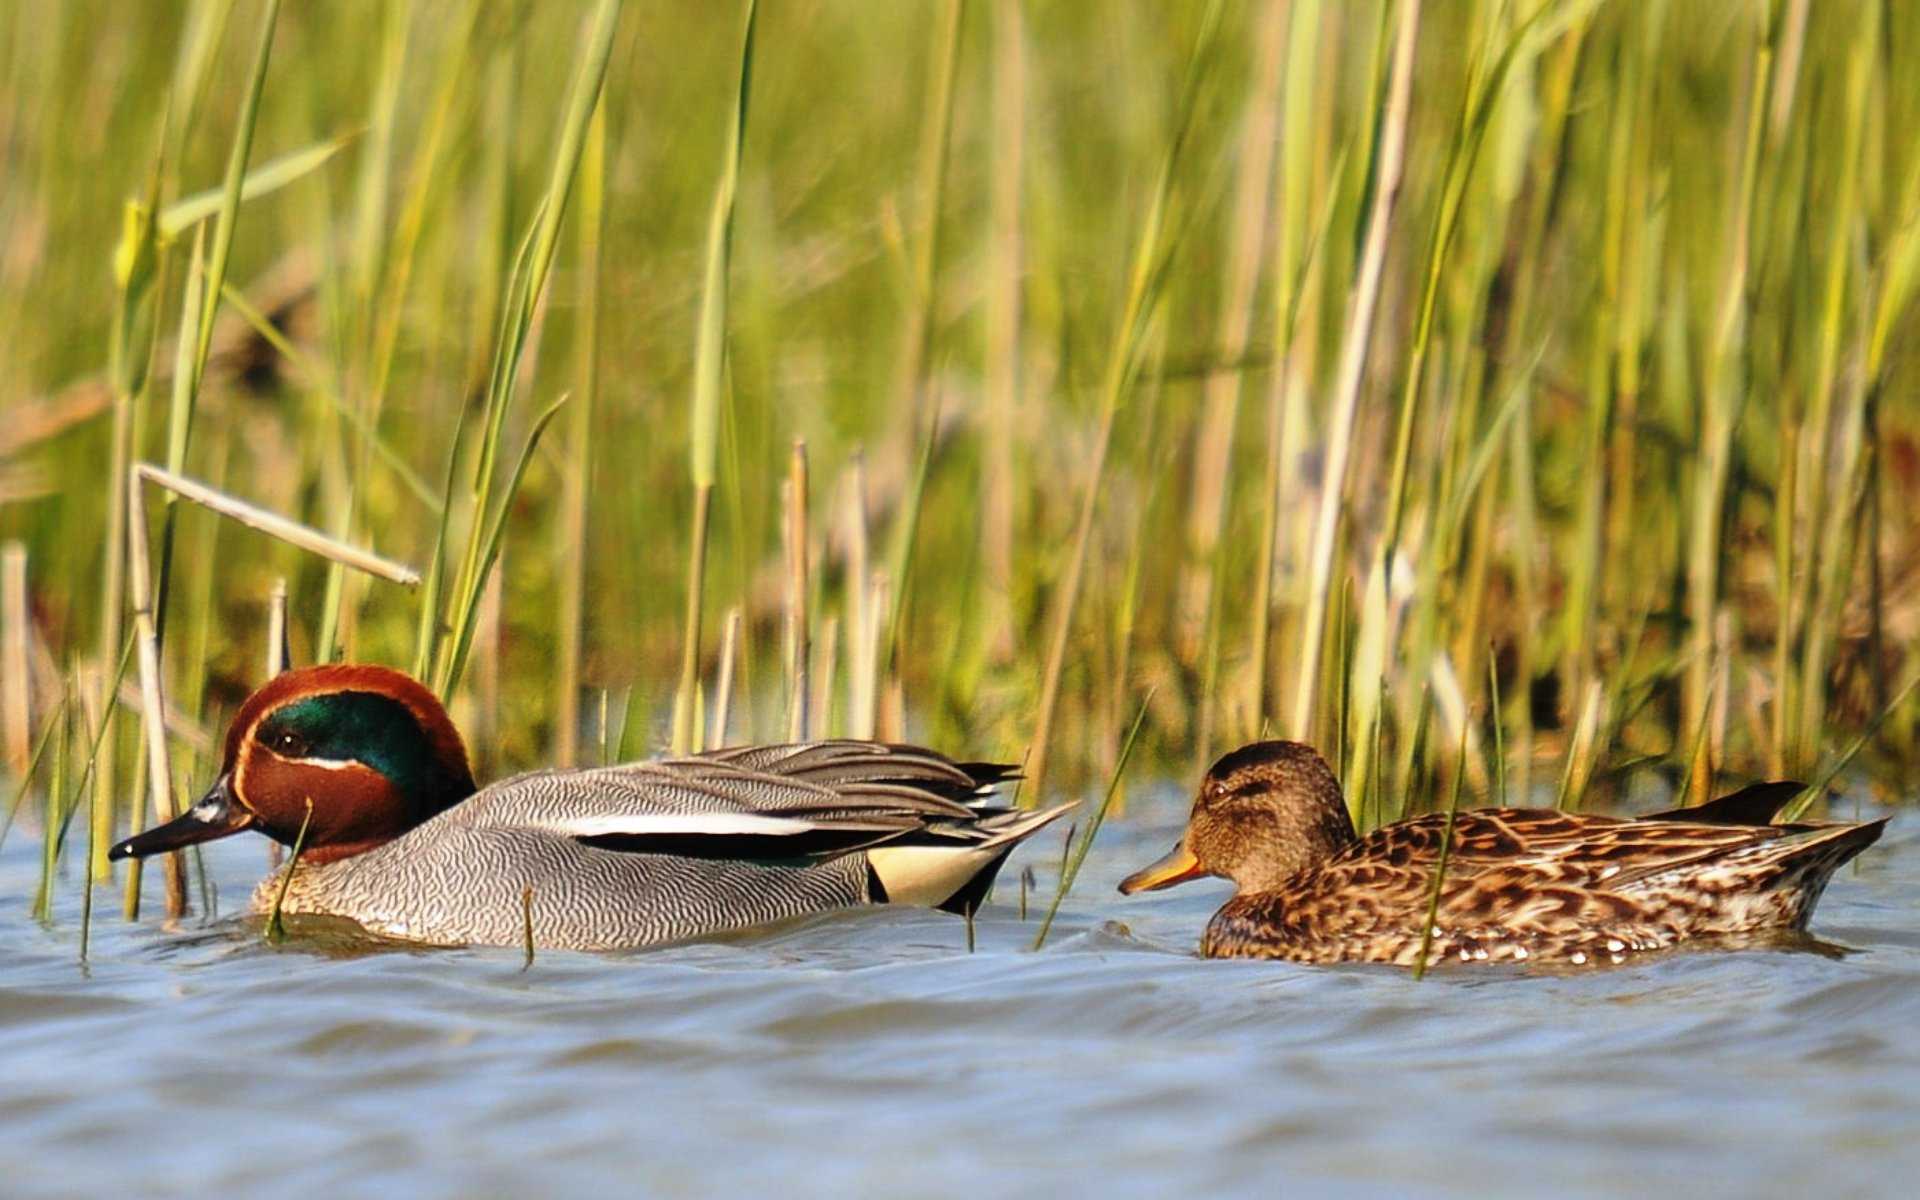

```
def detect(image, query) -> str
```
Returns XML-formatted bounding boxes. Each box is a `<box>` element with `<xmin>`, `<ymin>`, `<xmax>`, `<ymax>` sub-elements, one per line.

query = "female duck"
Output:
<box><xmin>112</xmin><ymin>665</ymin><xmax>1071</xmax><ymax>951</ymax></box>
<box><xmin>1120</xmin><ymin>740</ymin><xmax>1885</xmax><ymax>967</ymax></box>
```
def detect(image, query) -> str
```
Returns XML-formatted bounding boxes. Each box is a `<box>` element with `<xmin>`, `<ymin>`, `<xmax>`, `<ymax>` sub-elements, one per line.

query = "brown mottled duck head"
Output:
<box><xmin>1119</xmin><ymin>740</ymin><xmax>1357</xmax><ymax>896</ymax></box>
<box><xmin>110</xmin><ymin>665</ymin><xmax>476</xmax><ymax>866</ymax></box>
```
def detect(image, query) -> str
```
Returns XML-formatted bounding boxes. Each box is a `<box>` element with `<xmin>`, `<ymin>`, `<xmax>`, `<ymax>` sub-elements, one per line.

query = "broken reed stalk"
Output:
<box><xmin>126</xmin><ymin>460</ymin><xmax>422</xmax><ymax>918</ymax></box>
<box><xmin>137</xmin><ymin>465</ymin><xmax>420</xmax><ymax>586</ymax></box>
<box><xmin>784</xmin><ymin>440</ymin><xmax>810</xmax><ymax>741</ymax></box>
<box><xmin>1289</xmin><ymin>0</ymin><xmax>1422</xmax><ymax>739</ymax></box>
<box><xmin>1413</xmin><ymin>720</ymin><xmax>1472</xmax><ymax>980</ymax></box>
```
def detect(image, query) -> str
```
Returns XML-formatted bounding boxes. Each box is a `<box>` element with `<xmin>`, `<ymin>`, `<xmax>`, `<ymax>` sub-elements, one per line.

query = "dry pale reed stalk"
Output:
<box><xmin>783</xmin><ymin>440</ymin><xmax>810</xmax><ymax>742</ymax></box>
<box><xmin>981</xmin><ymin>0</ymin><xmax>1026</xmax><ymax>663</ymax></box>
<box><xmin>137</xmin><ymin>464</ymin><xmax>421</xmax><ymax>586</ymax></box>
<box><xmin>126</xmin><ymin>473</ymin><xmax>188</xmax><ymax>917</ymax></box>
<box><xmin>711</xmin><ymin>606</ymin><xmax>742</xmax><ymax>749</ymax></box>
<box><xmin>845</xmin><ymin>457</ymin><xmax>874</xmax><ymax>737</ymax></box>
<box><xmin>1</xmin><ymin>543</ymin><xmax>27</xmax><ymax>775</ymax></box>
<box><xmin>112</xmin><ymin>681</ymin><xmax>217</xmax><ymax>758</ymax></box>
<box><xmin>1177</xmin><ymin>0</ymin><xmax>1287</xmax><ymax>664</ymax></box>
<box><xmin>811</xmin><ymin>615</ymin><xmax>839</xmax><ymax>740</ymax></box>
<box><xmin>1289</xmin><ymin>0</ymin><xmax>1423</xmax><ymax>739</ymax></box>
<box><xmin>266</xmin><ymin>577</ymin><xmax>289</xmax><ymax>676</ymax></box>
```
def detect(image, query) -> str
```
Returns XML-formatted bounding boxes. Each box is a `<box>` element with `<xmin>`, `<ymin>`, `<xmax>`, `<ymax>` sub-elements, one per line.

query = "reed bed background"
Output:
<box><xmin>3</xmin><ymin>0</ymin><xmax>1918</xmax><ymax>917</ymax></box>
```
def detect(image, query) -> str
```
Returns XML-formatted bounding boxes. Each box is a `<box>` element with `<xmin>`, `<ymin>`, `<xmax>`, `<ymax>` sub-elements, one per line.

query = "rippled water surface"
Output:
<box><xmin>3</xmin><ymin>788</ymin><xmax>1916</xmax><ymax>1197</ymax></box>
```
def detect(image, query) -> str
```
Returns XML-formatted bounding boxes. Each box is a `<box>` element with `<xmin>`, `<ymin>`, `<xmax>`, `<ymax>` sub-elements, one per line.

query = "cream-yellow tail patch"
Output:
<box><xmin>868</xmin><ymin>803</ymin><xmax>1076</xmax><ymax>908</ymax></box>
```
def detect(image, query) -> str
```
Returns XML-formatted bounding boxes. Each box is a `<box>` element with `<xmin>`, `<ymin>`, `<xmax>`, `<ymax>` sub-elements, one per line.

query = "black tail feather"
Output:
<box><xmin>935</xmin><ymin>846</ymin><xmax>1015</xmax><ymax>916</ymax></box>
<box><xmin>1644</xmin><ymin>780</ymin><xmax>1807</xmax><ymax>826</ymax></box>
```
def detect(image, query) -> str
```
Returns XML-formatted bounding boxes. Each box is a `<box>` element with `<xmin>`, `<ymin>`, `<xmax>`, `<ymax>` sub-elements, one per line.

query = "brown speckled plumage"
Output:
<box><xmin>1122</xmin><ymin>740</ymin><xmax>1887</xmax><ymax>968</ymax></box>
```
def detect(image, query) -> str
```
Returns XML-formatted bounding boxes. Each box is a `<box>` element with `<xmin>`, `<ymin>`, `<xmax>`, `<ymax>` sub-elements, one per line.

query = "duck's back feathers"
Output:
<box><xmin>274</xmin><ymin>740</ymin><xmax>1068</xmax><ymax>949</ymax></box>
<box><xmin>1207</xmin><ymin>806</ymin><xmax>1886</xmax><ymax>965</ymax></box>
<box><xmin>451</xmin><ymin>740</ymin><xmax>1037</xmax><ymax>868</ymax></box>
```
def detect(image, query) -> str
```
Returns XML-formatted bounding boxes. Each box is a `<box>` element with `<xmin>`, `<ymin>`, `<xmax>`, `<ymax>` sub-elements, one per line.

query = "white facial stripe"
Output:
<box><xmin>288</xmin><ymin>756</ymin><xmax>363</xmax><ymax>772</ymax></box>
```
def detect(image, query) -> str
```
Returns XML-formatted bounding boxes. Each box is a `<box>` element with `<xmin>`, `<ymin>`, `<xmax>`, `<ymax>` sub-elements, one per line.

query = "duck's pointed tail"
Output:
<box><xmin>1723</xmin><ymin>818</ymin><xmax>1889</xmax><ymax>929</ymax></box>
<box><xmin>867</xmin><ymin>803</ymin><xmax>1077</xmax><ymax>915</ymax></box>
<box><xmin>1771</xmin><ymin>817</ymin><xmax>1888</xmax><ymax>878</ymax></box>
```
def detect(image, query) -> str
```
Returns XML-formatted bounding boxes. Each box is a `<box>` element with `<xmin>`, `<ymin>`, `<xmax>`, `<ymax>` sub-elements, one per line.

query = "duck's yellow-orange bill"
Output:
<box><xmin>1118</xmin><ymin>841</ymin><xmax>1206</xmax><ymax>894</ymax></box>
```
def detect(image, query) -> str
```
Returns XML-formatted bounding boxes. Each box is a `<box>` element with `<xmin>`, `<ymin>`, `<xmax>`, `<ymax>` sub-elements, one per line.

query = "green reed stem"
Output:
<box><xmin>1413</xmin><ymin>720</ymin><xmax>1471</xmax><ymax>980</ymax></box>
<box><xmin>1033</xmin><ymin>686</ymin><xmax>1153</xmax><ymax>952</ymax></box>
<box><xmin>674</xmin><ymin>0</ymin><xmax>756</xmax><ymax>753</ymax></box>
<box><xmin>265</xmin><ymin>797</ymin><xmax>313</xmax><ymax>945</ymax></box>
<box><xmin>1782</xmin><ymin>671</ymin><xmax>1920</xmax><ymax>824</ymax></box>
<box><xmin>1</xmin><ymin>697</ymin><xmax>67</xmax><ymax>855</ymax></box>
<box><xmin>1027</xmin><ymin>0</ymin><xmax>1221</xmax><ymax>802</ymax></box>
<box><xmin>1488</xmin><ymin>645</ymin><xmax>1504</xmax><ymax>808</ymax></box>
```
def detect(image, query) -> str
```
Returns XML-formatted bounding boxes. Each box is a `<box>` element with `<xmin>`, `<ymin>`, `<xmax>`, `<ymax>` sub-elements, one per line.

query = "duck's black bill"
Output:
<box><xmin>108</xmin><ymin>773</ymin><xmax>253</xmax><ymax>861</ymax></box>
<box><xmin>1118</xmin><ymin>842</ymin><xmax>1207</xmax><ymax>895</ymax></box>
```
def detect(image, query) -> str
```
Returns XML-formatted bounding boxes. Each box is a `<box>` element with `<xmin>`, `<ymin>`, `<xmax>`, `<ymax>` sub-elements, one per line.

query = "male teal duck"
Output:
<box><xmin>1119</xmin><ymin>740</ymin><xmax>1886</xmax><ymax>967</ymax></box>
<box><xmin>111</xmin><ymin>665</ymin><xmax>1072</xmax><ymax>951</ymax></box>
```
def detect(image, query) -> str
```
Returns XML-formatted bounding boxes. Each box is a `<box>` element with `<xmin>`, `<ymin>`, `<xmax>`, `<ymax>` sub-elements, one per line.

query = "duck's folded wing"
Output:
<box><xmin>689</xmin><ymin>740</ymin><xmax>1020</xmax><ymax>808</ymax></box>
<box><xmin>1353</xmin><ymin>808</ymin><xmax>1798</xmax><ymax>890</ymax></box>
<box><xmin>456</xmin><ymin>742</ymin><xmax>1026</xmax><ymax>865</ymax></box>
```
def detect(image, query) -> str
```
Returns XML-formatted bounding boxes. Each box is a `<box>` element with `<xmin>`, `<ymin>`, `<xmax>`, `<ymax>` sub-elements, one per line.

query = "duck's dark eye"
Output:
<box><xmin>266</xmin><ymin>728</ymin><xmax>310</xmax><ymax>758</ymax></box>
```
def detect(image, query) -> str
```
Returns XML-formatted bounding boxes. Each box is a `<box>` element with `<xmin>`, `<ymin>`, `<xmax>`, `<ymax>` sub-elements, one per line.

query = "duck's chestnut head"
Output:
<box><xmin>111</xmin><ymin>665</ymin><xmax>476</xmax><ymax>865</ymax></box>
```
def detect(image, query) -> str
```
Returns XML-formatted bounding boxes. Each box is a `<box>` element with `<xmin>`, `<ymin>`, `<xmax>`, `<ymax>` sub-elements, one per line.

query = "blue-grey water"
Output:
<box><xmin>1</xmin><ymin>787</ymin><xmax>1915</xmax><ymax>1198</ymax></box>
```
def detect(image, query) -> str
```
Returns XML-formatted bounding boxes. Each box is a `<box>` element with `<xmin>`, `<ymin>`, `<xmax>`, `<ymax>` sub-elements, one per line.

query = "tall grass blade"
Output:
<box><xmin>1028</xmin><ymin>0</ymin><xmax>1223</xmax><ymax>802</ymax></box>
<box><xmin>1032</xmin><ymin>686</ymin><xmax>1151</xmax><ymax>951</ymax></box>
<box><xmin>675</xmin><ymin>0</ymin><xmax>756</xmax><ymax>753</ymax></box>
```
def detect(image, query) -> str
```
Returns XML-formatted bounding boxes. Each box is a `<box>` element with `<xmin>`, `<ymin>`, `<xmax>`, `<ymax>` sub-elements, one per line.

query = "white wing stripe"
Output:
<box><xmin>554</xmin><ymin>813</ymin><xmax>818</xmax><ymax>839</ymax></box>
